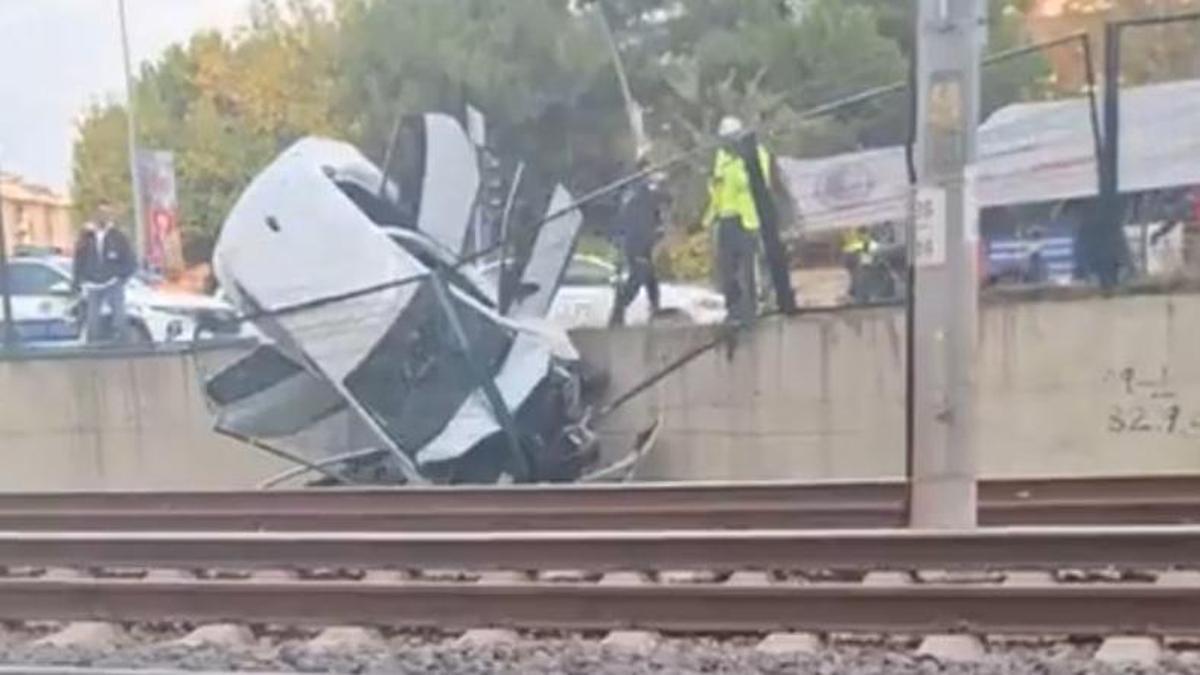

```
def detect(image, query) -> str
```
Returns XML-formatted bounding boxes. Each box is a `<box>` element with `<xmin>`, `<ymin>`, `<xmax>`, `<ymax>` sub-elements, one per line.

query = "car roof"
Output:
<box><xmin>9</xmin><ymin>254</ymin><xmax>70</xmax><ymax>273</ymax></box>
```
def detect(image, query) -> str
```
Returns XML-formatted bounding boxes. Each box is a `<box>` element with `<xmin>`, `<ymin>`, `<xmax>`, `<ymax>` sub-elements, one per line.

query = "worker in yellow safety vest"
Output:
<box><xmin>841</xmin><ymin>226</ymin><xmax>878</xmax><ymax>303</ymax></box>
<box><xmin>841</xmin><ymin>227</ymin><xmax>872</xmax><ymax>258</ymax></box>
<box><xmin>702</xmin><ymin>115</ymin><xmax>773</xmax><ymax>324</ymax></box>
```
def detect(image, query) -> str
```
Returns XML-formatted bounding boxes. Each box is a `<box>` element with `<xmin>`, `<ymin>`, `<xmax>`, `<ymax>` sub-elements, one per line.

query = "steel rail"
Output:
<box><xmin>0</xmin><ymin>670</ymin><xmax>293</xmax><ymax>675</ymax></box>
<box><xmin>0</xmin><ymin>475</ymin><xmax>1198</xmax><ymax>531</ymax></box>
<box><xmin>1</xmin><ymin>526</ymin><xmax>1199</xmax><ymax>571</ymax></box>
<box><xmin>1</xmin><ymin>499</ymin><xmax>1198</xmax><ymax>531</ymax></box>
<box><xmin>1</xmin><ymin>577</ymin><xmax>1198</xmax><ymax>636</ymax></box>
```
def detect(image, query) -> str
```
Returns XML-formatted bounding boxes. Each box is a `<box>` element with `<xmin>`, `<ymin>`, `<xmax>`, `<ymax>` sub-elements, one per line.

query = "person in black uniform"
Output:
<box><xmin>609</xmin><ymin>157</ymin><xmax>667</xmax><ymax>327</ymax></box>
<box><xmin>72</xmin><ymin>201</ymin><xmax>137</xmax><ymax>343</ymax></box>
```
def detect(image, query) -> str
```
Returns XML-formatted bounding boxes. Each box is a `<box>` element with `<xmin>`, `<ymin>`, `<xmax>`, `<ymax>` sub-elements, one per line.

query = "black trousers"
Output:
<box><xmin>717</xmin><ymin>217</ymin><xmax>757</xmax><ymax>324</ymax></box>
<box><xmin>610</xmin><ymin>253</ymin><xmax>660</xmax><ymax>326</ymax></box>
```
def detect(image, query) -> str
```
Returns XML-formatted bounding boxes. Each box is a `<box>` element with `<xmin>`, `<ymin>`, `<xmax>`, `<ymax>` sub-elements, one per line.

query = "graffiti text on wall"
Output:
<box><xmin>1105</xmin><ymin>366</ymin><xmax>1200</xmax><ymax>436</ymax></box>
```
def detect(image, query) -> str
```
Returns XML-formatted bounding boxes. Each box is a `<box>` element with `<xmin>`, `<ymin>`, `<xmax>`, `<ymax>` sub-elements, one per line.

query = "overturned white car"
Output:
<box><xmin>203</xmin><ymin>114</ymin><xmax>637</xmax><ymax>486</ymax></box>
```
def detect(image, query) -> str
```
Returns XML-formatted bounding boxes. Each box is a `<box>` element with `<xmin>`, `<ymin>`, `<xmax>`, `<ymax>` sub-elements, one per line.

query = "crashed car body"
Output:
<box><xmin>204</xmin><ymin>114</ymin><xmax>601</xmax><ymax>485</ymax></box>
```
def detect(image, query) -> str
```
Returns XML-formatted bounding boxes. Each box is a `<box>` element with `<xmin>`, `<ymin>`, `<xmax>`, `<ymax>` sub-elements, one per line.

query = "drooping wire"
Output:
<box><xmin>226</xmin><ymin>32</ymin><xmax>1089</xmax><ymax>328</ymax></box>
<box><xmin>223</xmin><ymin>83</ymin><xmax>907</xmax><ymax>327</ymax></box>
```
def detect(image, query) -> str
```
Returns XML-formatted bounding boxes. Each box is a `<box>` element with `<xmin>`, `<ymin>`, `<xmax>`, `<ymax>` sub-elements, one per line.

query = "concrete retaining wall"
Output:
<box><xmin>1</xmin><ymin>291</ymin><xmax>1198</xmax><ymax>490</ymax></box>
<box><xmin>0</xmin><ymin>346</ymin><xmax>288</xmax><ymax>491</ymax></box>
<box><xmin>578</xmin><ymin>291</ymin><xmax>1200</xmax><ymax>481</ymax></box>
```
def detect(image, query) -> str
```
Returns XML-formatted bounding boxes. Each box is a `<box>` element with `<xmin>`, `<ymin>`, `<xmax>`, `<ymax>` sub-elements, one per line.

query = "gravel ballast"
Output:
<box><xmin>1</xmin><ymin>632</ymin><xmax>1200</xmax><ymax>674</ymax></box>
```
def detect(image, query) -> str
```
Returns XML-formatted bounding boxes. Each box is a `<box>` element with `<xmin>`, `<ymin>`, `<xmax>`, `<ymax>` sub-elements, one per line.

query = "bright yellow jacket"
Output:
<box><xmin>842</xmin><ymin>229</ymin><xmax>870</xmax><ymax>254</ymax></box>
<box><xmin>702</xmin><ymin>146</ymin><xmax>772</xmax><ymax>232</ymax></box>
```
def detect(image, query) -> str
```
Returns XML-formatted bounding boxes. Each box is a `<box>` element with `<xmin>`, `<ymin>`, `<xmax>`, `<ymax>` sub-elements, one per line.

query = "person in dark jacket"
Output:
<box><xmin>72</xmin><ymin>201</ymin><xmax>137</xmax><ymax>343</ymax></box>
<box><xmin>609</xmin><ymin>157</ymin><xmax>667</xmax><ymax>327</ymax></box>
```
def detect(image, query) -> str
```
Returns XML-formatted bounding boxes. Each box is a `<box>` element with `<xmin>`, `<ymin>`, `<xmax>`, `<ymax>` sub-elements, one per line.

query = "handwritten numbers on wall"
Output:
<box><xmin>1104</xmin><ymin>366</ymin><xmax>1200</xmax><ymax>437</ymax></box>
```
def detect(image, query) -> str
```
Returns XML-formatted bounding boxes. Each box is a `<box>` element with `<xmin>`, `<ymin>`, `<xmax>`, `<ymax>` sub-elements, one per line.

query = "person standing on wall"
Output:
<box><xmin>841</xmin><ymin>226</ymin><xmax>875</xmax><ymax>303</ymax></box>
<box><xmin>609</xmin><ymin>154</ymin><xmax>667</xmax><ymax>327</ymax></box>
<box><xmin>72</xmin><ymin>200</ymin><xmax>136</xmax><ymax>344</ymax></box>
<box><xmin>702</xmin><ymin>115</ymin><xmax>773</xmax><ymax>324</ymax></box>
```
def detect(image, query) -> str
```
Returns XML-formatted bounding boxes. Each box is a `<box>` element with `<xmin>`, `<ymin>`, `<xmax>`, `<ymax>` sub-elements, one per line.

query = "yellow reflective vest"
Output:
<box><xmin>702</xmin><ymin>146</ymin><xmax>773</xmax><ymax>232</ymax></box>
<box><xmin>842</xmin><ymin>229</ymin><xmax>870</xmax><ymax>254</ymax></box>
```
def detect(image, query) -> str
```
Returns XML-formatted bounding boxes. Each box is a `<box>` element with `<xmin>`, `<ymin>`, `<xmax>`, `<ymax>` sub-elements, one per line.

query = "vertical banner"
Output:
<box><xmin>136</xmin><ymin>150</ymin><xmax>183</xmax><ymax>277</ymax></box>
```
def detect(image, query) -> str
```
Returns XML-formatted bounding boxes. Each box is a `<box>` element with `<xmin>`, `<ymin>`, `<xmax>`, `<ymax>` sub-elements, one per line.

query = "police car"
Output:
<box><xmin>0</xmin><ymin>254</ymin><xmax>243</xmax><ymax>345</ymax></box>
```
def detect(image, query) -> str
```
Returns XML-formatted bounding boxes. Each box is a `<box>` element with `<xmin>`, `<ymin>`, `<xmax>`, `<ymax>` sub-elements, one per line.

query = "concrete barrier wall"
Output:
<box><xmin>1</xmin><ymin>291</ymin><xmax>1198</xmax><ymax>490</ymax></box>
<box><xmin>0</xmin><ymin>346</ymin><xmax>288</xmax><ymax>491</ymax></box>
<box><xmin>577</xmin><ymin>291</ymin><xmax>1200</xmax><ymax>481</ymax></box>
<box><xmin>574</xmin><ymin>311</ymin><xmax>909</xmax><ymax>481</ymax></box>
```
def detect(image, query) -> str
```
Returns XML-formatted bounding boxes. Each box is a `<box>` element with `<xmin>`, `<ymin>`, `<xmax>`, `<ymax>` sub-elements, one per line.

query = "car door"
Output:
<box><xmin>2</xmin><ymin>261</ymin><xmax>80</xmax><ymax>342</ymax></box>
<box><xmin>549</xmin><ymin>257</ymin><xmax>617</xmax><ymax>329</ymax></box>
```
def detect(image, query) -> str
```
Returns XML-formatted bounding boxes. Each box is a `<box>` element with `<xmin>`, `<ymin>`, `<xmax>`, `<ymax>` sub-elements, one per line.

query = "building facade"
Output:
<box><xmin>0</xmin><ymin>173</ymin><xmax>73</xmax><ymax>255</ymax></box>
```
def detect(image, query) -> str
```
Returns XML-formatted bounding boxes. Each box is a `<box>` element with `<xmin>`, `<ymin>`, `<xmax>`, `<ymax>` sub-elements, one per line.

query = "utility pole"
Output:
<box><xmin>593</xmin><ymin>0</ymin><xmax>647</xmax><ymax>157</ymax></box>
<box><xmin>0</xmin><ymin>157</ymin><xmax>16</xmax><ymax>350</ymax></box>
<box><xmin>118</xmin><ymin>0</ymin><xmax>145</xmax><ymax>267</ymax></box>
<box><xmin>908</xmin><ymin>0</ymin><xmax>985</xmax><ymax>529</ymax></box>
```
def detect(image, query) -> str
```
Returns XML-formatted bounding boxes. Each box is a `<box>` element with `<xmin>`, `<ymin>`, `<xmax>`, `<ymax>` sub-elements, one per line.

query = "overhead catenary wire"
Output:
<box><xmin>225</xmin><ymin>32</ymin><xmax>1095</xmax><ymax>329</ymax></box>
<box><xmin>596</xmin><ymin>34</ymin><xmax>1102</xmax><ymax>429</ymax></box>
<box><xmin>198</xmin><ymin>34</ymin><xmax>1099</xmax><ymax>486</ymax></box>
<box><xmin>225</xmin><ymin>83</ymin><xmax>909</xmax><ymax>327</ymax></box>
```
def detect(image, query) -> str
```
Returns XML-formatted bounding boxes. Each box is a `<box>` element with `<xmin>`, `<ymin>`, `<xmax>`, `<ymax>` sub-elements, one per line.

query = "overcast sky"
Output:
<box><xmin>0</xmin><ymin>0</ymin><xmax>253</xmax><ymax>192</ymax></box>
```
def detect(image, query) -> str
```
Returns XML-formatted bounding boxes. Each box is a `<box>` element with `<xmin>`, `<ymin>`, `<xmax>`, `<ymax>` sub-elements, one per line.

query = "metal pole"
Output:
<box><xmin>429</xmin><ymin>273</ymin><xmax>531</xmax><ymax>482</ymax></box>
<box><xmin>902</xmin><ymin>36</ymin><xmax>920</xmax><ymax>526</ymax></box>
<box><xmin>0</xmin><ymin>159</ymin><xmax>16</xmax><ymax>350</ymax></box>
<box><xmin>497</xmin><ymin>161</ymin><xmax>526</xmax><ymax>314</ymax></box>
<box><xmin>908</xmin><ymin>0</ymin><xmax>984</xmax><ymax>529</ymax></box>
<box><xmin>593</xmin><ymin>0</ymin><xmax>646</xmax><ymax>156</ymax></box>
<box><xmin>736</xmin><ymin>133</ymin><xmax>797</xmax><ymax>315</ymax></box>
<box><xmin>1080</xmin><ymin>34</ymin><xmax>1104</xmax><ymax>188</ymax></box>
<box><xmin>1095</xmin><ymin>20</ymin><xmax>1122</xmax><ymax>289</ymax></box>
<box><xmin>117</xmin><ymin>0</ymin><xmax>145</xmax><ymax>267</ymax></box>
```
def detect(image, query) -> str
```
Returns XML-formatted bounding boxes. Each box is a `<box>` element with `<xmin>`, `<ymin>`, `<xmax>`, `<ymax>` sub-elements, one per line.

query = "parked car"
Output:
<box><xmin>482</xmin><ymin>254</ymin><xmax>726</xmax><ymax>329</ymax></box>
<box><xmin>0</xmin><ymin>255</ymin><xmax>245</xmax><ymax>345</ymax></box>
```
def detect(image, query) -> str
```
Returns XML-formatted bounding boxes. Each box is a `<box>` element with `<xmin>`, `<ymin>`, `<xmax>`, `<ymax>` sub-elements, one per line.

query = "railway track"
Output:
<box><xmin>0</xmin><ymin>576</ymin><xmax>1194</xmax><ymax>636</ymax></box>
<box><xmin>1</xmin><ymin>478</ymin><xmax>1200</xmax><ymax>669</ymax></box>
<box><xmin>1</xmin><ymin>474</ymin><xmax>1198</xmax><ymax>531</ymax></box>
<box><xmin>0</xmin><ymin>525</ymin><xmax>1198</xmax><ymax>570</ymax></box>
<box><xmin>0</xmin><ymin>525</ymin><xmax>1195</xmax><ymax>636</ymax></box>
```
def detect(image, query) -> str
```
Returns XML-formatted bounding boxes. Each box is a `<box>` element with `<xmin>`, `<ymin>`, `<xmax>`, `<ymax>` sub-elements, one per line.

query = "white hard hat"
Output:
<box><xmin>718</xmin><ymin>116</ymin><xmax>744</xmax><ymax>137</ymax></box>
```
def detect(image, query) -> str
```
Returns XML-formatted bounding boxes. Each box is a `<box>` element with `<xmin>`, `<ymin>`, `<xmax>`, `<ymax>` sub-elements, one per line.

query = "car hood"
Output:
<box><xmin>128</xmin><ymin>287</ymin><xmax>233</xmax><ymax>312</ymax></box>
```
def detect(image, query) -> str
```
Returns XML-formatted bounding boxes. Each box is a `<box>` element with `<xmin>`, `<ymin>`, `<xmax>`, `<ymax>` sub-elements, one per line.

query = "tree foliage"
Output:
<box><xmin>1039</xmin><ymin>0</ymin><xmax>1200</xmax><ymax>85</ymax></box>
<box><xmin>71</xmin><ymin>0</ymin><xmax>1061</xmax><ymax>272</ymax></box>
<box><xmin>72</xmin><ymin>0</ymin><xmax>341</xmax><ymax>259</ymax></box>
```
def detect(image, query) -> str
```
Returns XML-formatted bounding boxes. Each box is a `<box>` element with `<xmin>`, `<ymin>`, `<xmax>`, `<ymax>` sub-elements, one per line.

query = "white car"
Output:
<box><xmin>0</xmin><ymin>255</ymin><xmax>246</xmax><ymax>345</ymax></box>
<box><xmin>483</xmin><ymin>254</ymin><xmax>726</xmax><ymax>329</ymax></box>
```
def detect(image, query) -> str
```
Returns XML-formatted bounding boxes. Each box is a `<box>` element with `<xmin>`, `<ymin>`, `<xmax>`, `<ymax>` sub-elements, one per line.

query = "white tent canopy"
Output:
<box><xmin>780</xmin><ymin>78</ymin><xmax>1200</xmax><ymax>233</ymax></box>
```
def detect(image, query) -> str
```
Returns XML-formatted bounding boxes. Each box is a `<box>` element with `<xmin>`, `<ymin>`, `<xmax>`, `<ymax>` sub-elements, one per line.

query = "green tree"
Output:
<box><xmin>335</xmin><ymin>0</ymin><xmax>612</xmax><ymax>184</ymax></box>
<box><xmin>844</xmin><ymin>0</ymin><xmax>1055</xmax><ymax>116</ymax></box>
<box><xmin>75</xmin><ymin>0</ymin><xmax>1056</xmax><ymax>283</ymax></box>
<box><xmin>71</xmin><ymin>104</ymin><xmax>134</xmax><ymax>226</ymax></box>
<box><xmin>71</xmin><ymin>0</ymin><xmax>341</xmax><ymax>262</ymax></box>
<box><xmin>1043</xmin><ymin>0</ymin><xmax>1200</xmax><ymax>85</ymax></box>
<box><xmin>591</xmin><ymin>0</ymin><xmax>907</xmax><ymax>278</ymax></box>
